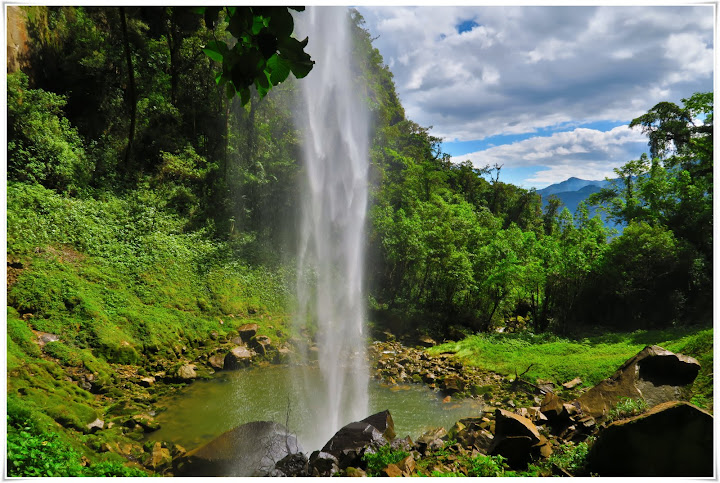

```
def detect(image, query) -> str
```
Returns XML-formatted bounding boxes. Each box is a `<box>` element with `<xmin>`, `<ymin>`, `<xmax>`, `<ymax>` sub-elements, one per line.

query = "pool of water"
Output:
<box><xmin>147</xmin><ymin>363</ymin><xmax>486</xmax><ymax>453</ymax></box>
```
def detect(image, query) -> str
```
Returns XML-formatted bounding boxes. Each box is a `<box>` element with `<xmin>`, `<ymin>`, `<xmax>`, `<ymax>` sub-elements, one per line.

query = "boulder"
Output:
<box><xmin>237</xmin><ymin>323</ymin><xmax>259</xmax><ymax>343</ymax></box>
<box><xmin>320</xmin><ymin>421</ymin><xmax>386</xmax><ymax>468</ymax></box>
<box><xmin>224</xmin><ymin>346</ymin><xmax>254</xmax><ymax>370</ymax></box>
<box><xmin>415</xmin><ymin>427</ymin><xmax>447</xmax><ymax>453</ymax></box>
<box><xmin>441</xmin><ymin>375</ymin><xmax>464</xmax><ymax>394</ymax></box>
<box><xmin>576</xmin><ymin>345</ymin><xmax>700</xmax><ymax>419</ymax></box>
<box><xmin>417</xmin><ymin>335</ymin><xmax>436</xmax><ymax>347</ymax></box>
<box><xmin>488</xmin><ymin>409</ymin><xmax>541</xmax><ymax>468</ymax></box>
<box><xmin>308</xmin><ymin>451</ymin><xmax>340</xmax><ymax>477</ymax></box>
<box><xmin>208</xmin><ymin>354</ymin><xmax>225</xmax><ymax>370</ymax></box>
<box><xmin>251</xmin><ymin>335</ymin><xmax>273</xmax><ymax>356</ymax></box>
<box><xmin>587</xmin><ymin>401</ymin><xmax>713</xmax><ymax>477</ymax></box>
<box><xmin>176</xmin><ymin>421</ymin><xmax>302</xmax><ymax>477</ymax></box>
<box><xmin>361</xmin><ymin>410</ymin><xmax>396</xmax><ymax>441</ymax></box>
<box><xmin>32</xmin><ymin>330</ymin><xmax>60</xmax><ymax>347</ymax></box>
<box><xmin>177</xmin><ymin>364</ymin><xmax>197</xmax><ymax>380</ymax></box>
<box><xmin>273</xmin><ymin>452</ymin><xmax>308</xmax><ymax>477</ymax></box>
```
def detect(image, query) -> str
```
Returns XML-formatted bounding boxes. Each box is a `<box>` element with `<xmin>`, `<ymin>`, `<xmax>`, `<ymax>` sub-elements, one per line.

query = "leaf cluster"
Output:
<box><xmin>198</xmin><ymin>6</ymin><xmax>313</xmax><ymax>104</ymax></box>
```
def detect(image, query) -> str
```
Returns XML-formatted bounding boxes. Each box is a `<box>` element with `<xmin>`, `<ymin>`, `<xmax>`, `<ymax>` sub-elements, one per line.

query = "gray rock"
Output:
<box><xmin>177</xmin><ymin>364</ymin><xmax>197</xmax><ymax>380</ymax></box>
<box><xmin>237</xmin><ymin>323</ymin><xmax>259</xmax><ymax>342</ymax></box>
<box><xmin>224</xmin><ymin>346</ymin><xmax>254</xmax><ymax>370</ymax></box>
<box><xmin>176</xmin><ymin>421</ymin><xmax>302</xmax><ymax>477</ymax></box>
<box><xmin>86</xmin><ymin>418</ymin><xmax>104</xmax><ymax>433</ymax></box>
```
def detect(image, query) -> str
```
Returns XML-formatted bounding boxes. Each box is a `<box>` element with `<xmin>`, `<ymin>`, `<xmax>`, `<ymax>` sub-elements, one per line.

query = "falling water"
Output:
<box><xmin>293</xmin><ymin>7</ymin><xmax>370</xmax><ymax>451</ymax></box>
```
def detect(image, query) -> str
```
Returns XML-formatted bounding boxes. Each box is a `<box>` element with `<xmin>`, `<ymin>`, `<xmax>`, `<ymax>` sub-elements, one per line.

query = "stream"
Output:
<box><xmin>146</xmin><ymin>363</ymin><xmax>485</xmax><ymax>453</ymax></box>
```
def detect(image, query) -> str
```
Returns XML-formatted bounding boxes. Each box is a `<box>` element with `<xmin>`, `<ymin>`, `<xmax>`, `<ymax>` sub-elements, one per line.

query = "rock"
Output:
<box><xmin>224</xmin><ymin>346</ymin><xmax>254</xmax><ymax>370</ymax></box>
<box><xmin>320</xmin><ymin>419</ymin><xmax>386</xmax><ymax>468</ymax></box>
<box><xmin>396</xmin><ymin>455</ymin><xmax>416</xmax><ymax>475</ymax></box>
<box><xmin>587</xmin><ymin>401</ymin><xmax>713</xmax><ymax>477</ymax></box>
<box><xmin>274</xmin><ymin>452</ymin><xmax>308</xmax><ymax>477</ymax></box>
<box><xmin>177</xmin><ymin>364</ymin><xmax>197</xmax><ymax>380</ymax></box>
<box><xmin>176</xmin><ymin>421</ymin><xmax>302</xmax><ymax>477</ymax></box>
<box><xmin>237</xmin><ymin>323</ymin><xmax>258</xmax><ymax>342</ymax></box>
<box><xmin>417</xmin><ymin>335</ymin><xmax>436</xmax><ymax>347</ymax></box>
<box><xmin>251</xmin><ymin>335</ymin><xmax>273</xmax><ymax>356</ymax></box>
<box><xmin>274</xmin><ymin>346</ymin><xmax>292</xmax><ymax>364</ymax></box>
<box><xmin>308</xmin><ymin>451</ymin><xmax>339</xmax><ymax>477</ymax></box>
<box><xmin>209</xmin><ymin>330</ymin><xmax>219</xmax><ymax>340</ymax></box>
<box><xmin>492</xmin><ymin>409</ymin><xmax>541</xmax><ymax>444</ymax></box>
<box><xmin>441</xmin><ymin>375</ymin><xmax>463</xmax><ymax>394</ymax></box>
<box><xmin>145</xmin><ymin>442</ymin><xmax>172</xmax><ymax>470</ymax></box>
<box><xmin>345</xmin><ymin>466</ymin><xmax>367</xmax><ymax>477</ymax></box>
<box><xmin>383</xmin><ymin>463</ymin><xmax>402</xmax><ymax>477</ymax></box>
<box><xmin>536</xmin><ymin>379</ymin><xmax>555</xmax><ymax>394</ymax></box>
<box><xmin>415</xmin><ymin>427</ymin><xmax>447</xmax><ymax>453</ymax></box>
<box><xmin>488</xmin><ymin>409</ymin><xmax>541</xmax><ymax>468</ymax></box>
<box><xmin>32</xmin><ymin>330</ymin><xmax>59</xmax><ymax>347</ymax></box>
<box><xmin>361</xmin><ymin>410</ymin><xmax>396</xmax><ymax>441</ymax></box>
<box><xmin>86</xmin><ymin>418</ymin><xmax>104</xmax><ymax>433</ymax></box>
<box><xmin>131</xmin><ymin>414</ymin><xmax>160</xmax><ymax>432</ymax></box>
<box><xmin>206</xmin><ymin>354</ymin><xmax>223</xmax><ymax>370</ymax></box>
<box><xmin>139</xmin><ymin>376</ymin><xmax>155</xmax><ymax>387</ymax></box>
<box><xmin>562</xmin><ymin>377</ymin><xmax>582</xmax><ymax>389</ymax></box>
<box><xmin>576</xmin><ymin>345</ymin><xmax>700</xmax><ymax>419</ymax></box>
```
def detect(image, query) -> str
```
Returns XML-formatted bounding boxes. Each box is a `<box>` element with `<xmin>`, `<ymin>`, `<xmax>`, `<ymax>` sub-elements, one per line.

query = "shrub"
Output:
<box><xmin>608</xmin><ymin>397</ymin><xmax>649</xmax><ymax>421</ymax></box>
<box><xmin>7</xmin><ymin>72</ymin><xmax>92</xmax><ymax>193</ymax></box>
<box><xmin>547</xmin><ymin>440</ymin><xmax>592</xmax><ymax>474</ymax></box>
<box><xmin>361</xmin><ymin>444</ymin><xmax>410</xmax><ymax>476</ymax></box>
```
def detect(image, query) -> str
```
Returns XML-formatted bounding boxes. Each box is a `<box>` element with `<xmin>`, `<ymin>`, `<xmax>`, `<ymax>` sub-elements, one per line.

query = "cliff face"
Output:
<box><xmin>7</xmin><ymin>6</ymin><xmax>30</xmax><ymax>73</ymax></box>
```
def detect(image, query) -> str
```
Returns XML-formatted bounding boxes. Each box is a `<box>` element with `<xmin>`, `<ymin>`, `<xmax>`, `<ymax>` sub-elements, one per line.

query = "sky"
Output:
<box><xmin>354</xmin><ymin>5</ymin><xmax>715</xmax><ymax>189</ymax></box>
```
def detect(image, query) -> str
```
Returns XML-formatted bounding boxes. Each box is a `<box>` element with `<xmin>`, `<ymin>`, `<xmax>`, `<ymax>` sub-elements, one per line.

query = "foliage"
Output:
<box><xmin>547</xmin><ymin>439</ymin><xmax>592</xmax><ymax>473</ymax></box>
<box><xmin>197</xmin><ymin>6</ymin><xmax>313</xmax><ymax>104</ymax></box>
<box><xmin>361</xmin><ymin>444</ymin><xmax>410</xmax><ymax>476</ymax></box>
<box><xmin>7</xmin><ymin>417</ymin><xmax>147</xmax><ymax>477</ymax></box>
<box><xmin>608</xmin><ymin>397</ymin><xmax>649</xmax><ymax>421</ymax></box>
<box><xmin>7</xmin><ymin>71</ymin><xmax>92</xmax><ymax>193</ymax></box>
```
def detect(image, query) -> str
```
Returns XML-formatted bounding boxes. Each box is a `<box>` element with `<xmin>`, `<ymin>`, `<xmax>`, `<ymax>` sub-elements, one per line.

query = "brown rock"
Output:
<box><xmin>177</xmin><ymin>364</ymin><xmax>197</xmax><ymax>380</ymax></box>
<box><xmin>539</xmin><ymin>392</ymin><xmax>566</xmax><ymax>419</ymax></box>
<box><xmin>237</xmin><ymin>323</ymin><xmax>258</xmax><ymax>342</ymax></box>
<box><xmin>587</xmin><ymin>401</ymin><xmax>713</xmax><ymax>477</ymax></box>
<box><xmin>361</xmin><ymin>410</ymin><xmax>396</xmax><ymax>441</ymax></box>
<box><xmin>145</xmin><ymin>442</ymin><xmax>172</xmax><ymax>470</ymax></box>
<box><xmin>139</xmin><ymin>376</ymin><xmax>155</xmax><ymax>387</ymax></box>
<box><xmin>208</xmin><ymin>354</ymin><xmax>225</xmax><ymax>370</ymax></box>
<box><xmin>224</xmin><ymin>346</ymin><xmax>254</xmax><ymax>370</ymax></box>
<box><xmin>383</xmin><ymin>463</ymin><xmax>402</xmax><ymax>477</ymax></box>
<box><xmin>397</xmin><ymin>455</ymin><xmax>415</xmax><ymax>475</ymax></box>
<box><xmin>562</xmin><ymin>377</ymin><xmax>582</xmax><ymax>389</ymax></box>
<box><xmin>576</xmin><ymin>345</ymin><xmax>700</xmax><ymax>419</ymax></box>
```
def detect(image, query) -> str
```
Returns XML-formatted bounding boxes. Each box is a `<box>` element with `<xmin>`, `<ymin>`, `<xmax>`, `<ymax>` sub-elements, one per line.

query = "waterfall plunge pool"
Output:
<box><xmin>146</xmin><ymin>363</ymin><xmax>486</xmax><ymax>453</ymax></box>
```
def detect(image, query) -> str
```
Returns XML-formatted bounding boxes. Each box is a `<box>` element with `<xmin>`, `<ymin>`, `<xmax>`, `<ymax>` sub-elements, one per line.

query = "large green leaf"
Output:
<box><xmin>267</xmin><ymin>54</ymin><xmax>291</xmax><ymax>86</ymax></box>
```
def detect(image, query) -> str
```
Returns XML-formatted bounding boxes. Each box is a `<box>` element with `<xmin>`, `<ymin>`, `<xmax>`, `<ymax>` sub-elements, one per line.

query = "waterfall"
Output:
<box><xmin>292</xmin><ymin>7</ymin><xmax>371</xmax><ymax>451</ymax></box>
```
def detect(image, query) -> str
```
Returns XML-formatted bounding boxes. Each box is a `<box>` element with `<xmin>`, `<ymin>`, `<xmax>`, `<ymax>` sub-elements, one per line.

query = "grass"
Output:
<box><xmin>430</xmin><ymin>327</ymin><xmax>713</xmax><ymax>411</ymax></box>
<box><xmin>6</xmin><ymin>180</ymin><xmax>298</xmax><ymax>475</ymax></box>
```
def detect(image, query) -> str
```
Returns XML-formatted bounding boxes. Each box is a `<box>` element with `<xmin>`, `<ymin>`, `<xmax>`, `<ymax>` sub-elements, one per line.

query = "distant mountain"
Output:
<box><xmin>537</xmin><ymin>177</ymin><xmax>623</xmax><ymax>233</ymax></box>
<box><xmin>537</xmin><ymin>177</ymin><xmax>613</xmax><ymax>197</ymax></box>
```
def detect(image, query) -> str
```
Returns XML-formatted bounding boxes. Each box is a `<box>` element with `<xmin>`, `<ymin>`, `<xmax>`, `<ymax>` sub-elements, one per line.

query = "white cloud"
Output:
<box><xmin>450</xmin><ymin>125</ymin><xmax>648</xmax><ymax>186</ymax></box>
<box><xmin>356</xmin><ymin>5</ymin><xmax>714</xmax><ymax>142</ymax></box>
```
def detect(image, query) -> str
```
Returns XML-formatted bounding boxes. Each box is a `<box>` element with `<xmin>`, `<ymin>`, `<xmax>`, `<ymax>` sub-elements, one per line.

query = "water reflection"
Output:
<box><xmin>147</xmin><ymin>364</ymin><xmax>485</xmax><ymax>452</ymax></box>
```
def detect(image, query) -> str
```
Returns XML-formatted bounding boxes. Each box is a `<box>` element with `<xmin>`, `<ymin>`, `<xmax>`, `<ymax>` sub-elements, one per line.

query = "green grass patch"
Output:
<box><xmin>431</xmin><ymin>327</ymin><xmax>713</xmax><ymax>410</ymax></box>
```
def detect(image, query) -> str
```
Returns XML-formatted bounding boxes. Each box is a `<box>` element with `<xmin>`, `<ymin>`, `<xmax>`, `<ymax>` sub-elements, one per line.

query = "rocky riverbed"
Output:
<box><xmin>27</xmin><ymin>321</ymin><xmax>712</xmax><ymax>477</ymax></box>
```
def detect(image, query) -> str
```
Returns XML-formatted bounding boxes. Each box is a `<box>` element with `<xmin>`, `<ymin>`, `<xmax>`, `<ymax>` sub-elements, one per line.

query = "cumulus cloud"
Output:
<box><xmin>356</xmin><ymin>5</ymin><xmax>714</xmax><ymax>142</ymax></box>
<box><xmin>450</xmin><ymin>125</ymin><xmax>648</xmax><ymax>186</ymax></box>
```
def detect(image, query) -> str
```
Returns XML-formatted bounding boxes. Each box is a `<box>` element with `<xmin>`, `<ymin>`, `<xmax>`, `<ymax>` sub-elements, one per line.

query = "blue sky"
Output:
<box><xmin>355</xmin><ymin>5</ymin><xmax>714</xmax><ymax>189</ymax></box>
